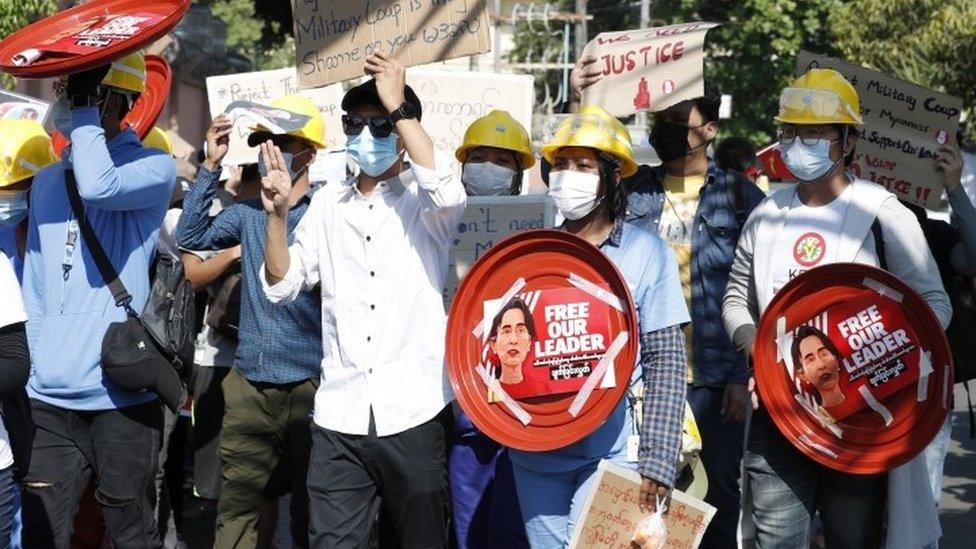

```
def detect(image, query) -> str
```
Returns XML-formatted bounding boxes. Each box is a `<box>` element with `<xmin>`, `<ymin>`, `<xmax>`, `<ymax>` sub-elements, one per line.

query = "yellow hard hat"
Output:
<box><xmin>776</xmin><ymin>68</ymin><xmax>862</xmax><ymax>126</ymax></box>
<box><xmin>102</xmin><ymin>52</ymin><xmax>146</xmax><ymax>94</ymax></box>
<box><xmin>142</xmin><ymin>126</ymin><xmax>173</xmax><ymax>155</ymax></box>
<box><xmin>578</xmin><ymin>104</ymin><xmax>632</xmax><ymax>147</ymax></box>
<box><xmin>248</xmin><ymin>95</ymin><xmax>326</xmax><ymax>149</ymax></box>
<box><xmin>455</xmin><ymin>110</ymin><xmax>535</xmax><ymax>168</ymax></box>
<box><xmin>540</xmin><ymin>113</ymin><xmax>638</xmax><ymax>178</ymax></box>
<box><xmin>0</xmin><ymin>119</ymin><xmax>56</xmax><ymax>188</ymax></box>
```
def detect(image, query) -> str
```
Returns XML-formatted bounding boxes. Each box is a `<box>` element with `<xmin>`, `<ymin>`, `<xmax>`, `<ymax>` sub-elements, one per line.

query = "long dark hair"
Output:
<box><xmin>790</xmin><ymin>325</ymin><xmax>842</xmax><ymax>377</ymax></box>
<box><xmin>598</xmin><ymin>155</ymin><xmax>628</xmax><ymax>221</ymax></box>
<box><xmin>488</xmin><ymin>297</ymin><xmax>537</xmax><ymax>341</ymax></box>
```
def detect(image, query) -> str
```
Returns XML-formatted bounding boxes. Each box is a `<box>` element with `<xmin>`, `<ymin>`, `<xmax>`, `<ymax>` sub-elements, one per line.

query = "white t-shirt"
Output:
<box><xmin>770</xmin><ymin>185</ymin><xmax>854</xmax><ymax>296</ymax></box>
<box><xmin>0</xmin><ymin>254</ymin><xmax>26</xmax><ymax>470</ymax></box>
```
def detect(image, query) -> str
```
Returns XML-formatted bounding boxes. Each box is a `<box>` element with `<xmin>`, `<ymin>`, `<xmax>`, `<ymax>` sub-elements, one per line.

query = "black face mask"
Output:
<box><xmin>651</xmin><ymin>120</ymin><xmax>705</xmax><ymax>162</ymax></box>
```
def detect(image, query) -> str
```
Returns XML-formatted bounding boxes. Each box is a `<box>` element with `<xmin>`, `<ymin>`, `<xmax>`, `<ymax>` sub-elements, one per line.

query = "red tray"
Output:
<box><xmin>0</xmin><ymin>0</ymin><xmax>188</xmax><ymax>78</ymax></box>
<box><xmin>754</xmin><ymin>263</ymin><xmax>952</xmax><ymax>474</ymax></box>
<box><xmin>446</xmin><ymin>229</ymin><xmax>639</xmax><ymax>452</ymax></box>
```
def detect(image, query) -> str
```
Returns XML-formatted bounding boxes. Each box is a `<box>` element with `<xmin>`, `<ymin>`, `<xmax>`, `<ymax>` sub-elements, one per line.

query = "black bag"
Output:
<box><xmin>65</xmin><ymin>170</ymin><xmax>194</xmax><ymax>411</ymax></box>
<box><xmin>205</xmin><ymin>271</ymin><xmax>242</xmax><ymax>340</ymax></box>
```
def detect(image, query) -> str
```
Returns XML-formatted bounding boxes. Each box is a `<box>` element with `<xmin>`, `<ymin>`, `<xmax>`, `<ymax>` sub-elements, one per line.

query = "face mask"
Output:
<box><xmin>258</xmin><ymin>148</ymin><xmax>311</xmax><ymax>182</ymax></box>
<box><xmin>462</xmin><ymin>162</ymin><xmax>516</xmax><ymax>196</ymax></box>
<box><xmin>650</xmin><ymin>120</ymin><xmax>708</xmax><ymax>162</ymax></box>
<box><xmin>0</xmin><ymin>189</ymin><xmax>29</xmax><ymax>228</ymax></box>
<box><xmin>548</xmin><ymin>170</ymin><xmax>602</xmax><ymax>220</ymax></box>
<box><xmin>781</xmin><ymin>138</ymin><xmax>837</xmax><ymax>182</ymax></box>
<box><xmin>51</xmin><ymin>97</ymin><xmax>73</xmax><ymax>137</ymax></box>
<box><xmin>346</xmin><ymin>128</ymin><xmax>401</xmax><ymax>177</ymax></box>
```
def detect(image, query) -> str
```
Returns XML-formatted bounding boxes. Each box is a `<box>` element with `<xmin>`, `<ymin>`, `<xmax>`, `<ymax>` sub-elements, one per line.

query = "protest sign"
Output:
<box><xmin>406</xmin><ymin>69</ymin><xmax>535</xmax><ymax>174</ymax></box>
<box><xmin>445</xmin><ymin>195</ymin><xmax>555</xmax><ymax>306</ymax></box>
<box><xmin>0</xmin><ymin>90</ymin><xmax>49</xmax><ymax>124</ymax></box>
<box><xmin>568</xmin><ymin>460</ymin><xmax>716</xmax><ymax>549</ymax></box>
<box><xmin>291</xmin><ymin>0</ymin><xmax>492</xmax><ymax>88</ymax></box>
<box><xmin>205</xmin><ymin>68</ymin><xmax>344</xmax><ymax>166</ymax></box>
<box><xmin>796</xmin><ymin>52</ymin><xmax>962</xmax><ymax>209</ymax></box>
<box><xmin>580</xmin><ymin>22</ymin><xmax>718</xmax><ymax>117</ymax></box>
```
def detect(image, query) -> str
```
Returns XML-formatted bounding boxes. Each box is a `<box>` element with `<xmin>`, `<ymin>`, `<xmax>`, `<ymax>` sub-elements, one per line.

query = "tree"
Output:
<box><xmin>207</xmin><ymin>0</ymin><xmax>294</xmax><ymax>70</ymax></box>
<box><xmin>0</xmin><ymin>0</ymin><xmax>57</xmax><ymax>90</ymax></box>
<box><xmin>830</xmin><ymin>0</ymin><xmax>976</xmax><ymax>148</ymax></box>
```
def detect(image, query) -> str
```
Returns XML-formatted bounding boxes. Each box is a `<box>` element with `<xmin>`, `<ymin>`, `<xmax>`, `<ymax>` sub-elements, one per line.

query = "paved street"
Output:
<box><xmin>939</xmin><ymin>382</ymin><xmax>976</xmax><ymax>548</ymax></box>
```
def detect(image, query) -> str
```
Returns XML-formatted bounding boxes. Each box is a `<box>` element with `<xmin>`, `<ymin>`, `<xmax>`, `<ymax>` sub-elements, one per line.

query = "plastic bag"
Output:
<box><xmin>631</xmin><ymin>496</ymin><xmax>668</xmax><ymax>549</ymax></box>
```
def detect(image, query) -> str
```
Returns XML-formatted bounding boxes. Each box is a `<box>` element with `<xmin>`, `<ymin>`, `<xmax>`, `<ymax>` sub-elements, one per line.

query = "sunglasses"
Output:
<box><xmin>342</xmin><ymin>114</ymin><xmax>396</xmax><ymax>138</ymax></box>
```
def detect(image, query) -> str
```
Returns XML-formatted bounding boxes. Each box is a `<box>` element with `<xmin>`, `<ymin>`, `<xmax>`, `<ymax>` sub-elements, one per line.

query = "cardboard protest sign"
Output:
<box><xmin>568</xmin><ymin>460</ymin><xmax>716</xmax><ymax>549</ymax></box>
<box><xmin>205</xmin><ymin>68</ymin><xmax>344</xmax><ymax>166</ymax></box>
<box><xmin>291</xmin><ymin>0</ymin><xmax>492</xmax><ymax>88</ymax></box>
<box><xmin>796</xmin><ymin>52</ymin><xmax>962</xmax><ymax>209</ymax></box>
<box><xmin>580</xmin><ymin>22</ymin><xmax>718</xmax><ymax>117</ymax></box>
<box><xmin>446</xmin><ymin>196</ymin><xmax>555</xmax><ymax>305</ymax></box>
<box><xmin>0</xmin><ymin>91</ymin><xmax>49</xmax><ymax>124</ymax></box>
<box><xmin>406</xmin><ymin>70</ymin><xmax>535</xmax><ymax>174</ymax></box>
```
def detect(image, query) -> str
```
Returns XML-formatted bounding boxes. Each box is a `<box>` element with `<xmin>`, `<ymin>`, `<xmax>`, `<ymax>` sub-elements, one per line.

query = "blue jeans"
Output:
<box><xmin>744</xmin><ymin>408</ymin><xmax>886</xmax><ymax>549</ymax></box>
<box><xmin>512</xmin><ymin>454</ymin><xmax>630</xmax><ymax>548</ymax></box>
<box><xmin>0</xmin><ymin>467</ymin><xmax>15</xmax><ymax>547</ymax></box>
<box><xmin>687</xmin><ymin>385</ymin><xmax>745</xmax><ymax>549</ymax></box>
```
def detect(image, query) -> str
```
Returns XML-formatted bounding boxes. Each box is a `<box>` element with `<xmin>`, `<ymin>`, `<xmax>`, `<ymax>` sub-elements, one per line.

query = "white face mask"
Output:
<box><xmin>462</xmin><ymin>162</ymin><xmax>516</xmax><ymax>196</ymax></box>
<box><xmin>782</xmin><ymin>138</ymin><xmax>838</xmax><ymax>182</ymax></box>
<box><xmin>548</xmin><ymin>170</ymin><xmax>602</xmax><ymax>220</ymax></box>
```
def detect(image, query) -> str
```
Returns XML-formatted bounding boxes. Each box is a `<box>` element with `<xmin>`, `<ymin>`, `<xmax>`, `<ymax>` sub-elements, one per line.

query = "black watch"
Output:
<box><xmin>388</xmin><ymin>101</ymin><xmax>417</xmax><ymax>123</ymax></box>
<box><xmin>70</xmin><ymin>93</ymin><xmax>99</xmax><ymax>109</ymax></box>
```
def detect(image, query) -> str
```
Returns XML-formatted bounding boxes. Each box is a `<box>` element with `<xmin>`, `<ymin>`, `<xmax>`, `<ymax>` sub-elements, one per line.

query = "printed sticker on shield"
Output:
<box><xmin>755</xmin><ymin>263</ymin><xmax>952</xmax><ymax>474</ymax></box>
<box><xmin>447</xmin><ymin>230</ymin><xmax>639</xmax><ymax>452</ymax></box>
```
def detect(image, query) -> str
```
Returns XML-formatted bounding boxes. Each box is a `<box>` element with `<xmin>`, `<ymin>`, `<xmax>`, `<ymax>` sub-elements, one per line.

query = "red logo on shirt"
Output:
<box><xmin>794</xmin><ymin>232</ymin><xmax>826</xmax><ymax>267</ymax></box>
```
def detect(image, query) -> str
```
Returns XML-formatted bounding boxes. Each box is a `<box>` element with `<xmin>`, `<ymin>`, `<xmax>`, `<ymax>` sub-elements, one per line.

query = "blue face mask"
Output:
<box><xmin>782</xmin><ymin>138</ymin><xmax>839</xmax><ymax>182</ymax></box>
<box><xmin>346</xmin><ymin>128</ymin><xmax>401</xmax><ymax>177</ymax></box>
<box><xmin>0</xmin><ymin>189</ymin><xmax>29</xmax><ymax>228</ymax></box>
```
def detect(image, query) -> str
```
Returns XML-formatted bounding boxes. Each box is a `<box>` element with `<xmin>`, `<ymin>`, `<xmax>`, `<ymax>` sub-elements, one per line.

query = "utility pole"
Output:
<box><xmin>574</xmin><ymin>0</ymin><xmax>588</xmax><ymax>58</ymax></box>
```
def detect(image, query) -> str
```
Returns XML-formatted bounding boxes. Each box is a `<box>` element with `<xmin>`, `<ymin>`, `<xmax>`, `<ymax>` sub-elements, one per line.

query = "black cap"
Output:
<box><xmin>341</xmin><ymin>78</ymin><xmax>423</xmax><ymax>121</ymax></box>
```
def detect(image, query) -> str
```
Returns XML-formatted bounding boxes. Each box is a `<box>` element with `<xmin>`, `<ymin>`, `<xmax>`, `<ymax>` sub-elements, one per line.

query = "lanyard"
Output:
<box><xmin>62</xmin><ymin>219</ymin><xmax>78</xmax><ymax>280</ymax></box>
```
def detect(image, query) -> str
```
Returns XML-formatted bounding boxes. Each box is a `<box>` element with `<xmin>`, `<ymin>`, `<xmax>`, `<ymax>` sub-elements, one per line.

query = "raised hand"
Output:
<box><xmin>570</xmin><ymin>54</ymin><xmax>604</xmax><ymax>102</ymax></box>
<box><xmin>364</xmin><ymin>51</ymin><xmax>406</xmax><ymax>114</ymax></box>
<box><xmin>934</xmin><ymin>135</ymin><xmax>963</xmax><ymax>191</ymax></box>
<box><xmin>204</xmin><ymin>114</ymin><xmax>233</xmax><ymax>171</ymax></box>
<box><xmin>260</xmin><ymin>140</ymin><xmax>292</xmax><ymax>218</ymax></box>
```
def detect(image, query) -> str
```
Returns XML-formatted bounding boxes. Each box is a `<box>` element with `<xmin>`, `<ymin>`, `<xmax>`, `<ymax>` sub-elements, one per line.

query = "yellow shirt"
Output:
<box><xmin>659</xmin><ymin>174</ymin><xmax>706</xmax><ymax>382</ymax></box>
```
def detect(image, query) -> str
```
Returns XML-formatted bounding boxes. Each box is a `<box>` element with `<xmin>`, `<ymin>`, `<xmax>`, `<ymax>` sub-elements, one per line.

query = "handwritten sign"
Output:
<box><xmin>569</xmin><ymin>460</ymin><xmax>716</xmax><ymax>549</ymax></box>
<box><xmin>581</xmin><ymin>22</ymin><xmax>718</xmax><ymax>118</ymax></box>
<box><xmin>205</xmin><ymin>68</ymin><xmax>345</xmax><ymax>166</ymax></box>
<box><xmin>0</xmin><ymin>90</ymin><xmax>49</xmax><ymax>124</ymax></box>
<box><xmin>406</xmin><ymin>69</ymin><xmax>535</xmax><ymax>174</ymax></box>
<box><xmin>291</xmin><ymin>0</ymin><xmax>492</xmax><ymax>88</ymax></box>
<box><xmin>445</xmin><ymin>196</ymin><xmax>556</xmax><ymax>307</ymax></box>
<box><xmin>797</xmin><ymin>52</ymin><xmax>962</xmax><ymax>209</ymax></box>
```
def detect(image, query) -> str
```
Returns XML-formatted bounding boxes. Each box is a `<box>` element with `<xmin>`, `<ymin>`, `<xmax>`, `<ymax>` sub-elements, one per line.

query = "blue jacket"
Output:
<box><xmin>624</xmin><ymin>164</ymin><xmax>764</xmax><ymax>386</ymax></box>
<box><xmin>176</xmin><ymin>167</ymin><xmax>322</xmax><ymax>384</ymax></box>
<box><xmin>22</xmin><ymin>108</ymin><xmax>175</xmax><ymax>410</ymax></box>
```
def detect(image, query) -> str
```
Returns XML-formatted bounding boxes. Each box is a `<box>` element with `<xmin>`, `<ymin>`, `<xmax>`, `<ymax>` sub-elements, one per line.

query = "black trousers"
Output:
<box><xmin>307</xmin><ymin>407</ymin><xmax>451</xmax><ymax>549</ymax></box>
<box><xmin>22</xmin><ymin>399</ymin><xmax>163</xmax><ymax>549</ymax></box>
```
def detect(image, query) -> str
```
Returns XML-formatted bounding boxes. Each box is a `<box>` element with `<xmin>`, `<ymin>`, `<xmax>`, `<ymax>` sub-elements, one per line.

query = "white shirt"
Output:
<box><xmin>262</xmin><ymin>154</ymin><xmax>466</xmax><ymax>436</ymax></box>
<box><xmin>0</xmin><ymin>254</ymin><xmax>26</xmax><ymax>470</ymax></box>
<box><xmin>770</xmin><ymin>185</ymin><xmax>853</xmax><ymax>295</ymax></box>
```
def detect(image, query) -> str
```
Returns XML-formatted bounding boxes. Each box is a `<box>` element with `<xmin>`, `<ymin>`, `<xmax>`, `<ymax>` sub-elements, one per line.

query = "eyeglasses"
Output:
<box><xmin>777</xmin><ymin>127</ymin><xmax>839</xmax><ymax>146</ymax></box>
<box><xmin>342</xmin><ymin>114</ymin><xmax>396</xmax><ymax>138</ymax></box>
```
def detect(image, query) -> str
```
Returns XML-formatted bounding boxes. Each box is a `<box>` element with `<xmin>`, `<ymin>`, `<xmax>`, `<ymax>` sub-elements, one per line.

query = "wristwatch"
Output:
<box><xmin>388</xmin><ymin>101</ymin><xmax>418</xmax><ymax>123</ymax></box>
<box><xmin>70</xmin><ymin>94</ymin><xmax>99</xmax><ymax>109</ymax></box>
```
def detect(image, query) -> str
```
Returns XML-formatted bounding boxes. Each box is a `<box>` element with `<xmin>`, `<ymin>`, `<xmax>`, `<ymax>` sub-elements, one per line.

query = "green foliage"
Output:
<box><xmin>0</xmin><ymin>0</ymin><xmax>56</xmax><ymax>90</ymax></box>
<box><xmin>206</xmin><ymin>0</ymin><xmax>294</xmax><ymax>70</ymax></box>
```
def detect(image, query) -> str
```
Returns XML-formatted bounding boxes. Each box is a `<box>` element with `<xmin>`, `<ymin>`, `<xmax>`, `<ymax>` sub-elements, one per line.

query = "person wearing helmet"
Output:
<box><xmin>176</xmin><ymin>97</ymin><xmax>325</xmax><ymax>547</ymax></box>
<box><xmin>0</xmin><ymin>119</ymin><xmax>57</xmax><ymax>280</ymax></box>
<box><xmin>456</xmin><ymin>109</ymin><xmax>535</xmax><ymax>196</ymax></box>
<box><xmin>261</xmin><ymin>51</ymin><xmax>465</xmax><ymax>547</ymax></box>
<box><xmin>723</xmin><ymin>68</ymin><xmax>950</xmax><ymax>548</ymax></box>
<box><xmin>18</xmin><ymin>54</ymin><xmax>176</xmax><ymax>548</ymax></box>
<box><xmin>506</xmin><ymin>111</ymin><xmax>688</xmax><ymax>547</ymax></box>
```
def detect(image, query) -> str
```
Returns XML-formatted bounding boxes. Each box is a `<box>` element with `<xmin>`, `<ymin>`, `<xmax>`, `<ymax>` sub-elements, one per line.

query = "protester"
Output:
<box><xmin>176</xmin><ymin>103</ymin><xmax>324</xmax><ymax>547</ymax></box>
<box><xmin>505</xmin><ymin>111</ymin><xmax>688</xmax><ymax>546</ymax></box>
<box><xmin>261</xmin><ymin>52</ymin><xmax>464</xmax><ymax>547</ymax></box>
<box><xmin>723</xmin><ymin>68</ymin><xmax>952</xmax><ymax>548</ymax></box>
<box><xmin>450</xmin><ymin>110</ymin><xmax>533</xmax><ymax>549</ymax></box>
<box><xmin>715</xmin><ymin>136</ymin><xmax>760</xmax><ymax>182</ymax></box>
<box><xmin>20</xmin><ymin>54</ymin><xmax>176</xmax><ymax>547</ymax></box>
<box><xmin>0</xmin><ymin>252</ymin><xmax>30</xmax><ymax>548</ymax></box>
<box><xmin>571</xmin><ymin>59</ymin><xmax>765</xmax><ymax>546</ymax></box>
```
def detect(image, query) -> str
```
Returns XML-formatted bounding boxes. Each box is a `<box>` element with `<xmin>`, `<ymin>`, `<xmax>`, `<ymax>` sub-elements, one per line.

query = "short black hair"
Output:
<box><xmin>341</xmin><ymin>78</ymin><xmax>423</xmax><ymax>121</ymax></box>
<box><xmin>488</xmin><ymin>297</ymin><xmax>537</xmax><ymax>341</ymax></box>
<box><xmin>833</xmin><ymin>124</ymin><xmax>857</xmax><ymax>166</ymax></box>
<box><xmin>715</xmin><ymin>136</ymin><xmax>756</xmax><ymax>173</ymax></box>
<box><xmin>791</xmin><ymin>325</ymin><xmax>842</xmax><ymax>377</ymax></box>
<box><xmin>693</xmin><ymin>80</ymin><xmax>722</xmax><ymax>123</ymax></box>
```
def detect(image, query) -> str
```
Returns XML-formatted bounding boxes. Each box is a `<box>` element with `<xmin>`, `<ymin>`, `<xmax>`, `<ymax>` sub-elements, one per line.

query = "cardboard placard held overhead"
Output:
<box><xmin>406</xmin><ymin>69</ymin><xmax>535</xmax><ymax>174</ymax></box>
<box><xmin>568</xmin><ymin>460</ymin><xmax>716</xmax><ymax>549</ymax></box>
<box><xmin>581</xmin><ymin>22</ymin><xmax>718</xmax><ymax>117</ymax></box>
<box><xmin>797</xmin><ymin>52</ymin><xmax>962</xmax><ymax>209</ymax></box>
<box><xmin>205</xmin><ymin>68</ymin><xmax>345</xmax><ymax>167</ymax></box>
<box><xmin>292</xmin><ymin>0</ymin><xmax>492</xmax><ymax>88</ymax></box>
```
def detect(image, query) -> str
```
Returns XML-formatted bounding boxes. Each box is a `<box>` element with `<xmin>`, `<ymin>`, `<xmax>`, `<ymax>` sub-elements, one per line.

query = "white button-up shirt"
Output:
<box><xmin>262</xmin><ymin>154</ymin><xmax>466</xmax><ymax>436</ymax></box>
